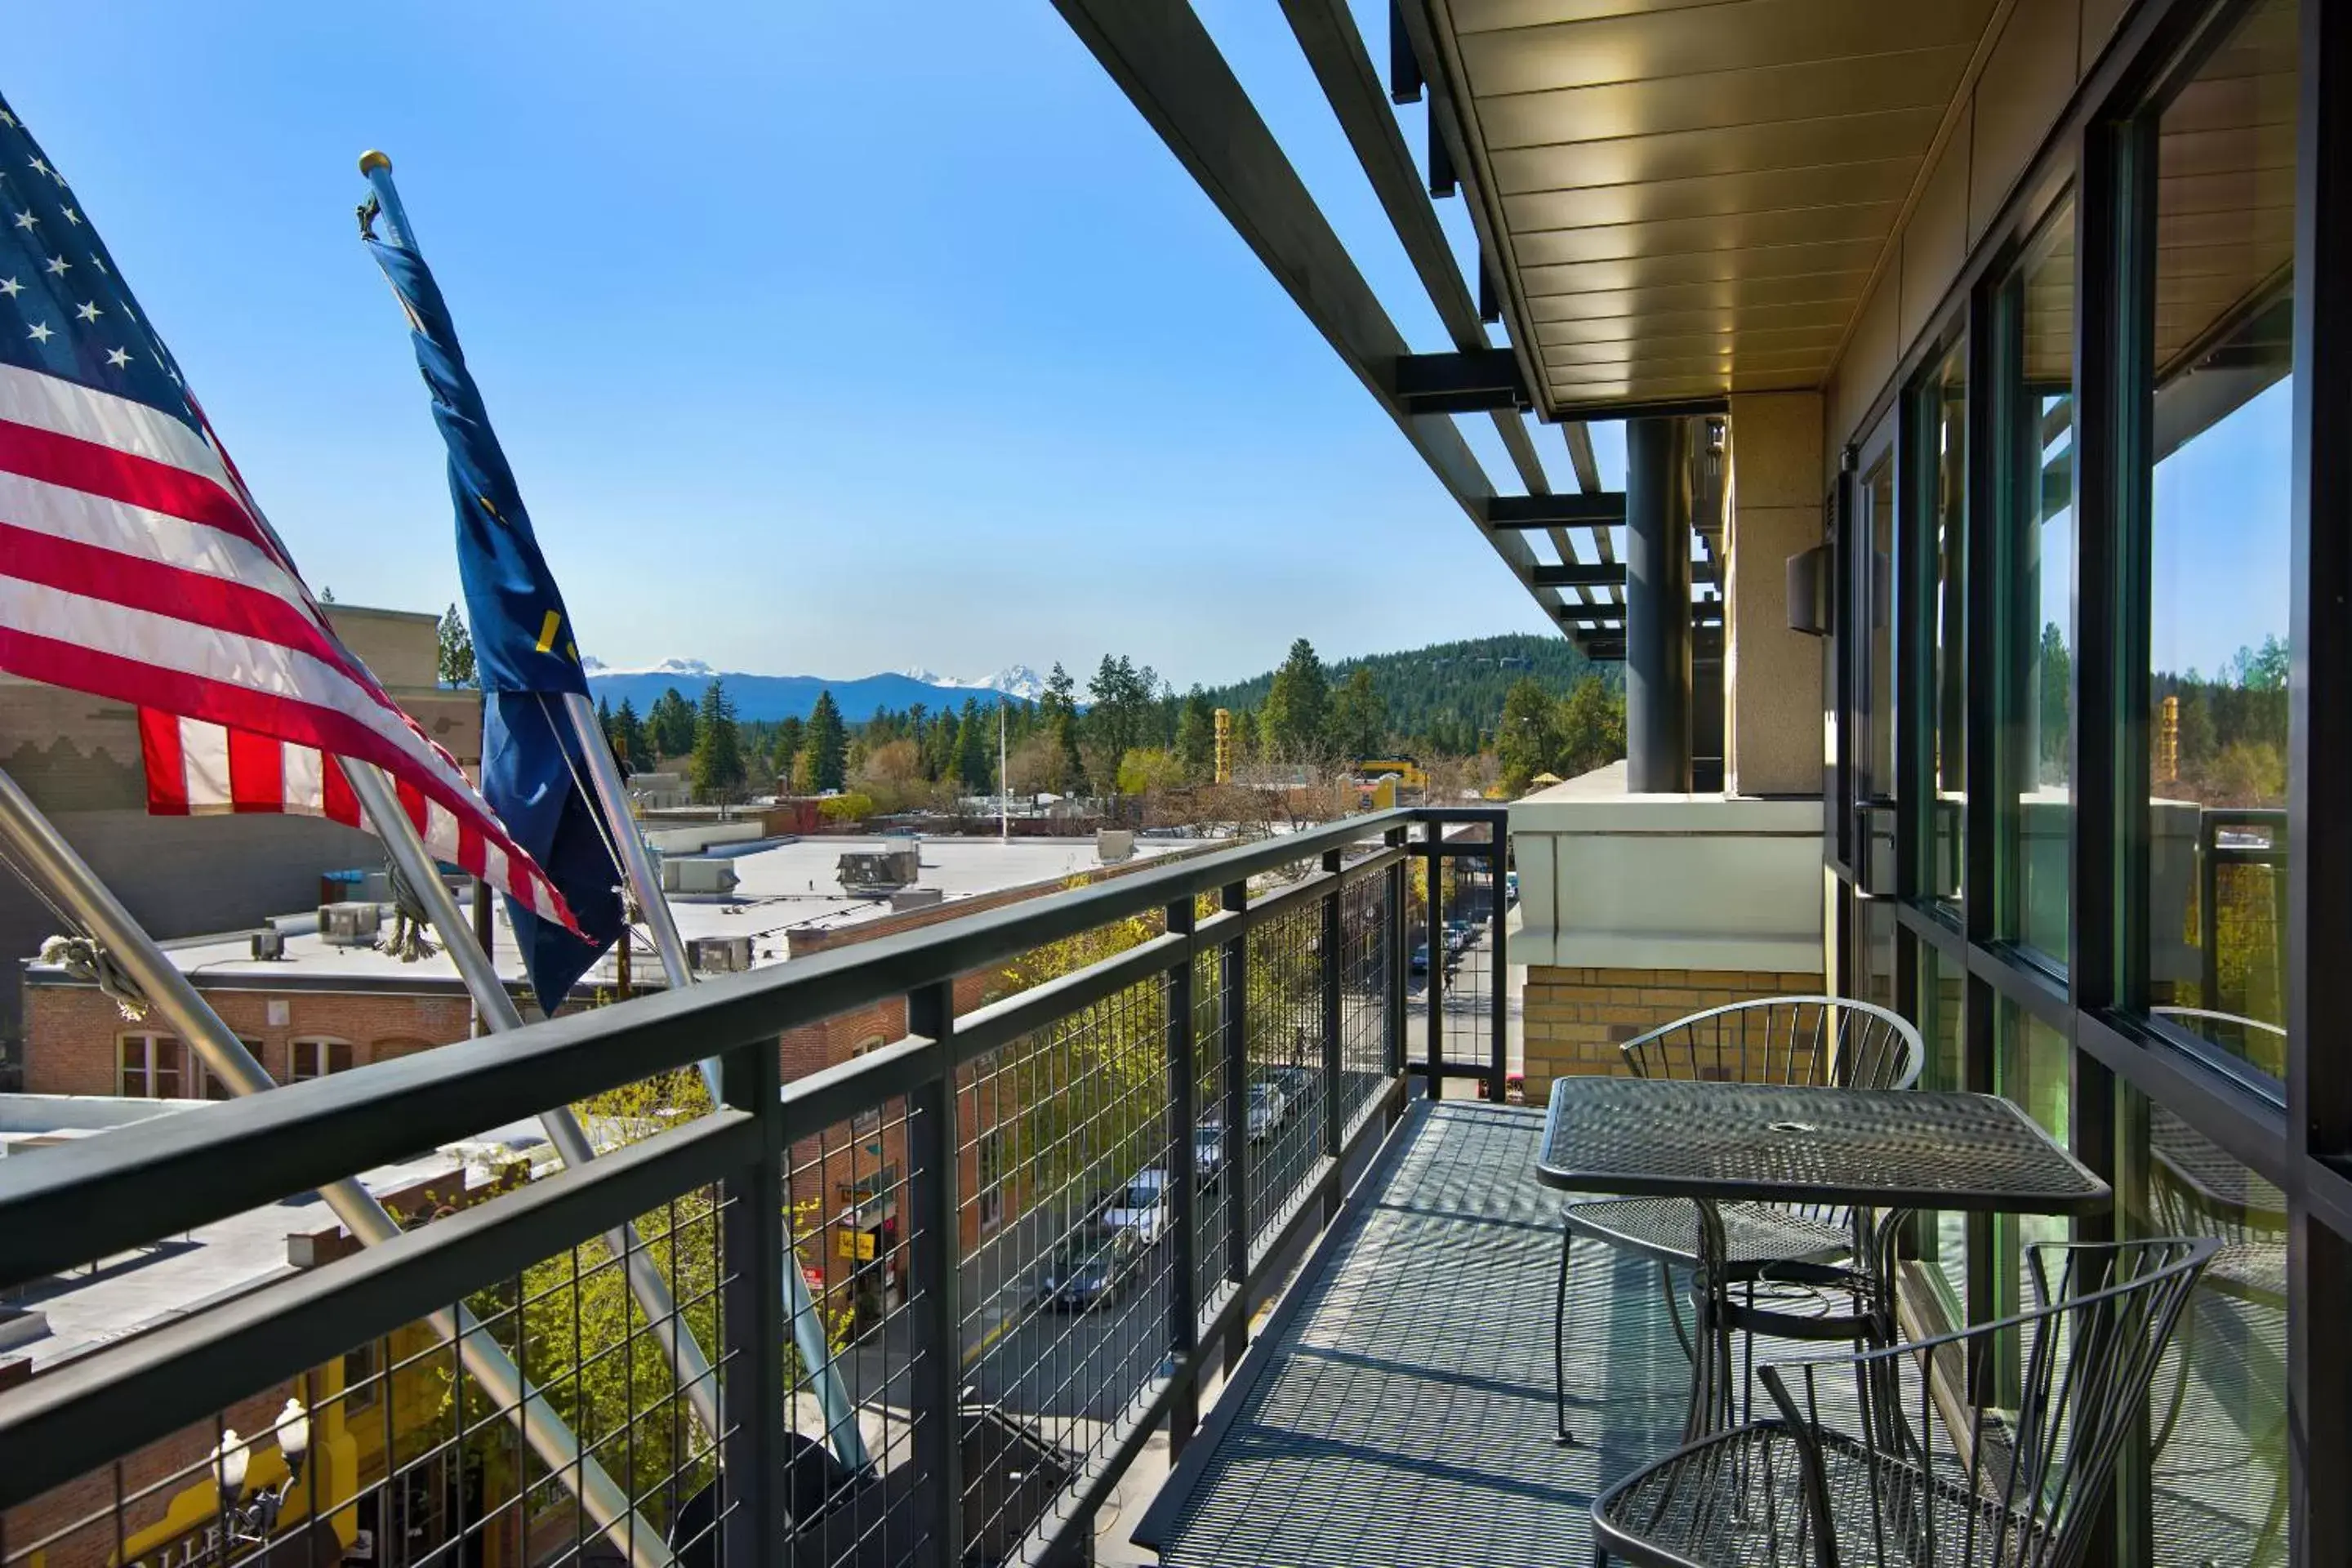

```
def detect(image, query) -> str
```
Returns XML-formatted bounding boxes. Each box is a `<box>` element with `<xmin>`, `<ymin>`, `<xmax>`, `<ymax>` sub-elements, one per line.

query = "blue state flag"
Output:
<box><xmin>363</xmin><ymin>202</ymin><xmax>622</xmax><ymax>1014</ymax></box>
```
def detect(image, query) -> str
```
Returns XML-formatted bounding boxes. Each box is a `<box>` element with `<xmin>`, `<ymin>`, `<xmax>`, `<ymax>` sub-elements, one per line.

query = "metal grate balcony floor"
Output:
<box><xmin>1134</xmin><ymin>1098</ymin><xmax>1690</xmax><ymax>1566</ymax></box>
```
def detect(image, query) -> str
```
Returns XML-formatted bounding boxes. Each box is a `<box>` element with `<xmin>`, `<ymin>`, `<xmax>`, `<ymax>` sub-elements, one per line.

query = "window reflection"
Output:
<box><xmin>1860</xmin><ymin>457</ymin><xmax>1897</xmax><ymax>893</ymax></box>
<box><xmin>1922</xmin><ymin>340</ymin><xmax>1967</xmax><ymax>910</ymax></box>
<box><xmin>1913</xmin><ymin>943</ymin><xmax>1968</xmax><ymax>1316</ymax></box>
<box><xmin>2002</xmin><ymin>203</ymin><xmax>2076</xmax><ymax>965</ymax></box>
<box><xmin>1993</xmin><ymin>1004</ymin><xmax>2071</xmax><ymax>1376</ymax></box>
<box><xmin>2144</xmin><ymin>0</ymin><xmax>2296</xmax><ymax>1085</ymax></box>
<box><xmin>2130</xmin><ymin>1094</ymin><xmax>2288</xmax><ymax>1566</ymax></box>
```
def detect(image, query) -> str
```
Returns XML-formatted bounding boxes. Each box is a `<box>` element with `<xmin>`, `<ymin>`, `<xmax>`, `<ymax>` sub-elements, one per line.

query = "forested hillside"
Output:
<box><xmin>1196</xmin><ymin>634</ymin><xmax>1611</xmax><ymax>756</ymax></box>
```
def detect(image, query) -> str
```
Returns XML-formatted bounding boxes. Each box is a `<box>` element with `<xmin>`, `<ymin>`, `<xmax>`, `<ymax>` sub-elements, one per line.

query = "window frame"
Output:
<box><xmin>287</xmin><ymin>1037</ymin><xmax>356</xmax><ymax>1083</ymax></box>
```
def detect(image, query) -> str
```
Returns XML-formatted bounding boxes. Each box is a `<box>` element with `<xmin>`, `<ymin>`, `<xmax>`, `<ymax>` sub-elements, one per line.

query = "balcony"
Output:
<box><xmin>0</xmin><ymin>808</ymin><xmax>1522</xmax><ymax>1568</ymax></box>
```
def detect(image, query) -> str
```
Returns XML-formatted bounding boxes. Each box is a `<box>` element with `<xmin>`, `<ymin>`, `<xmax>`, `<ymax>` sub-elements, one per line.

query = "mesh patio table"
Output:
<box><xmin>1536</xmin><ymin>1077</ymin><xmax>2110</xmax><ymax>1437</ymax></box>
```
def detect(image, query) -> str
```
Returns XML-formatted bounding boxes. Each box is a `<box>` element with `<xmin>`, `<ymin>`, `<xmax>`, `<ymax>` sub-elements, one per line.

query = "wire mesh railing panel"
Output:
<box><xmin>1338</xmin><ymin>871</ymin><xmax>1390</xmax><ymax>1136</ymax></box>
<box><xmin>1238</xmin><ymin>897</ymin><xmax>1325</xmax><ymax>1257</ymax></box>
<box><xmin>777</xmin><ymin>1088</ymin><xmax>933</xmax><ymax>1568</ymax></box>
<box><xmin>1435</xmin><ymin>844</ymin><xmax>1498</xmax><ymax>1077</ymax></box>
<box><xmin>2</xmin><ymin>1174</ymin><xmax>737</xmax><ymax>1568</ymax></box>
<box><xmin>1</xmin><ymin>812</ymin><xmax>1477</xmax><ymax>1568</ymax></box>
<box><xmin>954</xmin><ymin>972</ymin><xmax>1176</xmax><ymax>1562</ymax></box>
<box><xmin>1190</xmin><ymin>936</ymin><xmax>1232</xmax><ymax>1317</ymax></box>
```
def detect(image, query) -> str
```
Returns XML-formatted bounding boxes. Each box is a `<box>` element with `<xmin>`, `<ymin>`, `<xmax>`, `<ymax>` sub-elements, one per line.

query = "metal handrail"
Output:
<box><xmin>0</xmin><ymin>806</ymin><xmax>1498</xmax><ymax>1568</ymax></box>
<box><xmin>0</xmin><ymin>807</ymin><xmax>1487</xmax><ymax>1286</ymax></box>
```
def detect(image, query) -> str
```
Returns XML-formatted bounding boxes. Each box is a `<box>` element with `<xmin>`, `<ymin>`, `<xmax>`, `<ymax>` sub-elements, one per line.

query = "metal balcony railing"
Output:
<box><xmin>0</xmin><ymin>805</ymin><xmax>1506</xmax><ymax>1568</ymax></box>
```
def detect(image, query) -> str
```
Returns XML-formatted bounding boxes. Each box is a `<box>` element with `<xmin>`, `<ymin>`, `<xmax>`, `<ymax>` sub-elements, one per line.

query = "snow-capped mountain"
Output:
<box><xmin>580</xmin><ymin>656</ymin><xmax>715</xmax><ymax>679</ymax></box>
<box><xmin>898</xmin><ymin>663</ymin><xmax>1049</xmax><ymax>702</ymax></box>
<box><xmin>584</xmin><ymin>658</ymin><xmax>1042</xmax><ymax>723</ymax></box>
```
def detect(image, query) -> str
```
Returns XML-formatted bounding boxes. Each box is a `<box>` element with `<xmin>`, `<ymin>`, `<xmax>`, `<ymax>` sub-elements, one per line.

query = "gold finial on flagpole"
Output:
<box><xmin>358</xmin><ymin>149</ymin><xmax>392</xmax><ymax>175</ymax></box>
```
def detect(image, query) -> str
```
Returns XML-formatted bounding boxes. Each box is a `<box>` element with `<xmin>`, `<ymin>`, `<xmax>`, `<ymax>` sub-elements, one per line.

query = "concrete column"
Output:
<box><xmin>1625</xmin><ymin>417</ymin><xmax>1690</xmax><ymax>793</ymax></box>
<box><xmin>1722</xmin><ymin>392</ymin><xmax>1828</xmax><ymax>798</ymax></box>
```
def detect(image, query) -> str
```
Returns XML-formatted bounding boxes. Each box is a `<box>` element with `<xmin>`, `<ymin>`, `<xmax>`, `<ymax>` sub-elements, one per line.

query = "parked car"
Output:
<box><xmin>1410</xmin><ymin>942</ymin><xmax>1431</xmax><ymax>974</ymax></box>
<box><xmin>1268</xmin><ymin>1065</ymin><xmax>1316</xmax><ymax>1114</ymax></box>
<box><xmin>1100</xmin><ymin>1169</ymin><xmax>1171</xmax><ymax>1243</ymax></box>
<box><xmin>1037</xmin><ymin>1225</ymin><xmax>1147</xmax><ymax>1311</ymax></box>
<box><xmin>1245</xmin><ymin>1080</ymin><xmax>1286</xmax><ymax>1140</ymax></box>
<box><xmin>1193</xmin><ymin>1120</ymin><xmax>1227</xmax><ymax>1187</ymax></box>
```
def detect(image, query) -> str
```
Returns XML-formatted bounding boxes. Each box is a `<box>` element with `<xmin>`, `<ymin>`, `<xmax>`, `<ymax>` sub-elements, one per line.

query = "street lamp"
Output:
<box><xmin>212</xmin><ymin>1398</ymin><xmax>311</xmax><ymax>1547</ymax></box>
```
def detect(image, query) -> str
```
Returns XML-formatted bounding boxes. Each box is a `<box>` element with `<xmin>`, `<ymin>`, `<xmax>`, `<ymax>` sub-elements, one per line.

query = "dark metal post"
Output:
<box><xmin>1487</xmin><ymin>833</ymin><xmax>1509</xmax><ymax>1102</ymax></box>
<box><xmin>2199</xmin><ymin>814</ymin><xmax>2221</xmax><ymax>1009</ymax></box>
<box><xmin>1626</xmin><ymin>416</ymin><xmax>1692</xmax><ymax>793</ymax></box>
<box><xmin>2292</xmin><ymin>4</ymin><xmax>2352</xmax><ymax>1561</ymax></box>
<box><xmin>1321</xmin><ymin>849</ymin><xmax>1344</xmax><ymax>1159</ymax></box>
<box><xmin>719</xmin><ymin>1040</ymin><xmax>786</xmax><ymax>1568</ymax></box>
<box><xmin>1218</xmin><ymin>879</ymin><xmax>1250</xmax><ymax>1371</ymax></box>
<box><xmin>1383</xmin><ymin>826</ymin><xmax>1407</xmax><ymax>1084</ymax></box>
<box><xmin>905</xmin><ymin>982</ymin><xmax>964</xmax><ymax>1568</ymax></box>
<box><xmin>1164</xmin><ymin>896</ymin><xmax>1200</xmax><ymax>1453</ymax></box>
<box><xmin>1423</xmin><ymin>826</ymin><xmax>1445</xmax><ymax>1101</ymax></box>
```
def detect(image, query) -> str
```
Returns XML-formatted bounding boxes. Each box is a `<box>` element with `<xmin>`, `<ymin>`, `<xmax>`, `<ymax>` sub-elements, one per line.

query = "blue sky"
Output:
<box><xmin>8</xmin><ymin>3</ymin><xmax>1617</xmax><ymax>689</ymax></box>
<box><xmin>2150</xmin><ymin>380</ymin><xmax>2293</xmax><ymax>679</ymax></box>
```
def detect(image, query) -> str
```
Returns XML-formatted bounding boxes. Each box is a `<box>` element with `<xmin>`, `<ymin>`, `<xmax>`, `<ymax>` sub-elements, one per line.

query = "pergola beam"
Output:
<box><xmin>1052</xmin><ymin>0</ymin><xmax>1566</xmax><ymax>614</ymax></box>
<box><xmin>1485</xmin><ymin>492</ymin><xmax>1628</xmax><ymax>528</ymax></box>
<box><xmin>1530</xmin><ymin>563</ymin><xmax>1626</xmax><ymax>588</ymax></box>
<box><xmin>1388</xmin><ymin>349</ymin><xmax>1528</xmax><ymax>414</ymax></box>
<box><xmin>1277</xmin><ymin>0</ymin><xmax>1615</xmax><ymax>623</ymax></box>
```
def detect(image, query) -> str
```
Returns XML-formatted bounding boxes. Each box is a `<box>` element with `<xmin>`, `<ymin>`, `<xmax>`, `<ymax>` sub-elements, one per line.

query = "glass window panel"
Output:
<box><xmin>2127</xmin><ymin>1092</ymin><xmax>2288</xmax><ymax>1566</ymax></box>
<box><xmin>1993</xmin><ymin>1004</ymin><xmax>2072</xmax><ymax>1359</ymax></box>
<box><xmin>152</xmin><ymin>1036</ymin><xmax>182</xmax><ymax>1099</ymax></box>
<box><xmin>2004</xmin><ymin>203</ymin><xmax>2077</xmax><ymax>964</ymax></box>
<box><xmin>1864</xmin><ymin>455</ymin><xmax>1897</xmax><ymax>799</ymax></box>
<box><xmin>1857</xmin><ymin>456</ymin><xmax>1898</xmax><ymax>893</ymax></box>
<box><xmin>1913</xmin><ymin>942</ymin><xmax>1969</xmax><ymax>1316</ymax></box>
<box><xmin>1924</xmin><ymin>341</ymin><xmax>1967</xmax><ymax>910</ymax></box>
<box><xmin>2144</xmin><ymin>0</ymin><xmax>2296</xmax><ymax>1089</ymax></box>
<box><xmin>1856</xmin><ymin>898</ymin><xmax>1896</xmax><ymax>1017</ymax></box>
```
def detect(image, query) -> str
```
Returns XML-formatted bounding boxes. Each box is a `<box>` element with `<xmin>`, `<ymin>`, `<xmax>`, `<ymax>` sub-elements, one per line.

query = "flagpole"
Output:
<box><xmin>0</xmin><ymin>765</ymin><xmax>672</xmax><ymax>1568</ymax></box>
<box><xmin>999</xmin><ymin>699</ymin><xmax>1009</xmax><ymax>844</ymax></box>
<box><xmin>340</xmin><ymin>760</ymin><xmax>722</xmax><ymax>1442</ymax></box>
<box><xmin>361</xmin><ymin>149</ymin><xmax>860</xmax><ymax>1471</ymax></box>
<box><xmin>558</xmin><ymin>692</ymin><xmax>870</xmax><ymax>1472</ymax></box>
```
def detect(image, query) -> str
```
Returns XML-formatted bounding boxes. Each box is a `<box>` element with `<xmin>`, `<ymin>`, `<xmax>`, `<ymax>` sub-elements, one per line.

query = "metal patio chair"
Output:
<box><xmin>1553</xmin><ymin>996</ymin><xmax>1925</xmax><ymax>1444</ymax></box>
<box><xmin>1592</xmin><ymin>1237</ymin><xmax>2219</xmax><ymax>1568</ymax></box>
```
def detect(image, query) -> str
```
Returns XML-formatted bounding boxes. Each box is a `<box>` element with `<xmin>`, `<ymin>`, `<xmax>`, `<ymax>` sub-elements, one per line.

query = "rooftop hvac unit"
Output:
<box><xmin>250</xmin><ymin>928</ymin><xmax>287</xmax><ymax>962</ymax></box>
<box><xmin>318</xmin><ymin>902</ymin><xmax>382</xmax><ymax>948</ymax></box>
<box><xmin>689</xmin><ymin>935</ymin><xmax>753</xmax><ymax>974</ymax></box>
<box><xmin>659</xmin><ymin>856</ymin><xmax>740</xmax><ymax>896</ymax></box>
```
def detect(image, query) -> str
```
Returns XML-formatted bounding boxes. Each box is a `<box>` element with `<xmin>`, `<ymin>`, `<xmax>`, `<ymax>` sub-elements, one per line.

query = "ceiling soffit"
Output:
<box><xmin>1432</xmin><ymin>0</ymin><xmax>2002</xmax><ymax>412</ymax></box>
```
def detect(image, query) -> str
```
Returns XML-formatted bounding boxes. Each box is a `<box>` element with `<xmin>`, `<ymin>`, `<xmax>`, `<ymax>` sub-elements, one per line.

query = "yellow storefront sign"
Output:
<box><xmin>836</xmin><ymin>1227</ymin><xmax>877</xmax><ymax>1262</ymax></box>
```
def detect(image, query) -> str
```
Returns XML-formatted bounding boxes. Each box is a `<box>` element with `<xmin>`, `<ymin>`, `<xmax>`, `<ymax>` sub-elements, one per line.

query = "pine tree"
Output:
<box><xmin>805</xmin><ymin>690</ymin><xmax>849</xmax><ymax>793</ymax></box>
<box><xmin>1325</xmin><ymin>667</ymin><xmax>1386</xmax><ymax>760</ymax></box>
<box><xmin>772</xmin><ymin>716</ymin><xmax>806</xmax><ymax>786</ymax></box>
<box><xmin>955</xmin><ymin>697</ymin><xmax>995</xmax><ymax>790</ymax></box>
<box><xmin>688</xmin><ymin>680</ymin><xmax>746</xmax><ymax>804</ymax></box>
<box><xmin>1174</xmin><ymin>688</ymin><xmax>1216</xmax><ymax>781</ymax></box>
<box><xmin>1262</xmin><ymin>639</ymin><xmax>1330</xmax><ymax>761</ymax></box>
<box><xmin>435</xmin><ymin>603</ymin><xmax>476</xmax><ymax>688</ymax></box>
<box><xmin>1496</xmin><ymin>676</ymin><xmax>1559</xmax><ymax>792</ymax></box>
<box><xmin>647</xmin><ymin>687</ymin><xmax>697</xmax><ymax>760</ymax></box>
<box><xmin>612</xmin><ymin>697</ymin><xmax>651</xmax><ymax>773</ymax></box>
<box><xmin>1041</xmin><ymin>662</ymin><xmax>1087</xmax><ymax>794</ymax></box>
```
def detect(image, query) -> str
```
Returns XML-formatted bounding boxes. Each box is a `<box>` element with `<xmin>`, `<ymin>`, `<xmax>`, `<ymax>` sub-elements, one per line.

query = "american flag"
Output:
<box><xmin>0</xmin><ymin>93</ymin><xmax>581</xmax><ymax>933</ymax></box>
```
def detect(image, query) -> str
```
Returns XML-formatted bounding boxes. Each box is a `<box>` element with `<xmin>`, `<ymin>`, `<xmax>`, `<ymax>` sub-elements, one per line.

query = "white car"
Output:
<box><xmin>1246</xmin><ymin>1081</ymin><xmax>1287</xmax><ymax>1141</ymax></box>
<box><xmin>1100</xmin><ymin>1169</ymin><xmax>1171</xmax><ymax>1244</ymax></box>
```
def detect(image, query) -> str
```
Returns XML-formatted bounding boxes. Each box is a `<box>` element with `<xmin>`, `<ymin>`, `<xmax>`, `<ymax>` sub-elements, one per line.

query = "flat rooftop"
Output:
<box><xmin>0</xmin><ymin>1095</ymin><xmax>549</xmax><ymax>1373</ymax></box>
<box><xmin>24</xmin><ymin>834</ymin><xmax>1205</xmax><ymax>995</ymax></box>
